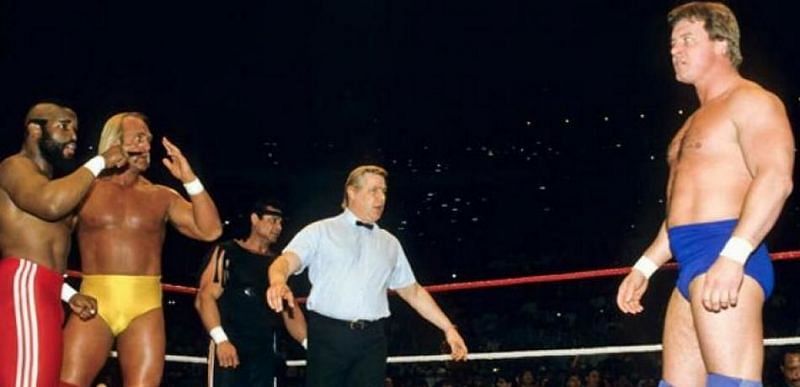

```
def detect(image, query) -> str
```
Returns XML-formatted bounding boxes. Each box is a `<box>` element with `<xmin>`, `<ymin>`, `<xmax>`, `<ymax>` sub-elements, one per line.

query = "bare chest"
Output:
<box><xmin>668</xmin><ymin>104</ymin><xmax>737</xmax><ymax>164</ymax></box>
<box><xmin>0</xmin><ymin>189</ymin><xmax>74</xmax><ymax>231</ymax></box>
<box><xmin>79</xmin><ymin>183</ymin><xmax>169</xmax><ymax>231</ymax></box>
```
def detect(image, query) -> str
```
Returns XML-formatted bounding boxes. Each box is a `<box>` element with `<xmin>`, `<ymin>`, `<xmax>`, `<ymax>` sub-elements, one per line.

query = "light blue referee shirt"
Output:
<box><xmin>284</xmin><ymin>209</ymin><xmax>417</xmax><ymax>321</ymax></box>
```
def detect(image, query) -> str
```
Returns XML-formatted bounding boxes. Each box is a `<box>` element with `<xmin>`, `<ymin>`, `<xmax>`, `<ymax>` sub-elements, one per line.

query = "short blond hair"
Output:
<box><xmin>97</xmin><ymin>112</ymin><xmax>148</xmax><ymax>154</ymax></box>
<box><xmin>668</xmin><ymin>2</ymin><xmax>742</xmax><ymax>68</ymax></box>
<box><xmin>341</xmin><ymin>165</ymin><xmax>388</xmax><ymax>208</ymax></box>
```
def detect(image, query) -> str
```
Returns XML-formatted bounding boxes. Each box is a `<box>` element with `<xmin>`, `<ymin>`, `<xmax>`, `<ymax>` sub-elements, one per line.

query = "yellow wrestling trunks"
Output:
<box><xmin>80</xmin><ymin>274</ymin><xmax>162</xmax><ymax>336</ymax></box>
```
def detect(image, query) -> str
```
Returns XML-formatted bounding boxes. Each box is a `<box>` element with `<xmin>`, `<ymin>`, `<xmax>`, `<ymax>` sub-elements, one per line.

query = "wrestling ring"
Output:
<box><xmin>64</xmin><ymin>250</ymin><xmax>800</xmax><ymax>385</ymax></box>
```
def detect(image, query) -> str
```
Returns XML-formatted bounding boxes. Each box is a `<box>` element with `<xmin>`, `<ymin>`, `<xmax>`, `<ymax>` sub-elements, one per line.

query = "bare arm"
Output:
<box><xmin>618</xmin><ymin>124</ymin><xmax>681</xmax><ymax>314</ymax></box>
<box><xmin>0</xmin><ymin>144</ymin><xmax>126</xmax><ymax>220</ymax></box>
<box><xmin>700</xmin><ymin>88</ymin><xmax>794</xmax><ymax>312</ymax></box>
<box><xmin>167</xmin><ymin>190</ymin><xmax>223</xmax><ymax>241</ymax></box>
<box><xmin>637</xmin><ymin>147</ymin><xmax>680</xmax><ymax>268</ymax></box>
<box><xmin>641</xmin><ymin>222</ymin><xmax>672</xmax><ymax>265</ymax></box>
<box><xmin>395</xmin><ymin>282</ymin><xmax>468</xmax><ymax>360</ymax></box>
<box><xmin>194</xmin><ymin>246</ymin><xmax>226</xmax><ymax>332</ymax></box>
<box><xmin>266</xmin><ymin>252</ymin><xmax>302</xmax><ymax>312</ymax></box>
<box><xmin>162</xmin><ymin>137</ymin><xmax>222</xmax><ymax>241</ymax></box>
<box><xmin>0</xmin><ymin>157</ymin><xmax>94</xmax><ymax>220</ymax></box>
<box><xmin>281</xmin><ymin>305</ymin><xmax>307</xmax><ymax>344</ymax></box>
<box><xmin>266</xmin><ymin>252</ymin><xmax>306</xmax><ymax>341</ymax></box>
<box><xmin>395</xmin><ymin>283</ymin><xmax>455</xmax><ymax>331</ymax></box>
<box><xmin>731</xmin><ymin>89</ymin><xmax>794</xmax><ymax>244</ymax></box>
<box><xmin>617</xmin><ymin>222</ymin><xmax>672</xmax><ymax>314</ymax></box>
<box><xmin>194</xmin><ymin>246</ymin><xmax>242</xmax><ymax>367</ymax></box>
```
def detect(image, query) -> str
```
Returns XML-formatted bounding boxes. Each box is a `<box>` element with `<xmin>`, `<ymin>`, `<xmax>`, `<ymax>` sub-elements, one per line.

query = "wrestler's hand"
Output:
<box><xmin>616</xmin><ymin>270</ymin><xmax>648</xmax><ymax>314</ymax></box>
<box><xmin>266</xmin><ymin>283</ymin><xmax>295</xmax><ymax>313</ymax></box>
<box><xmin>100</xmin><ymin>145</ymin><xmax>128</xmax><ymax>169</ymax></box>
<box><xmin>161</xmin><ymin>137</ymin><xmax>197</xmax><ymax>184</ymax></box>
<box><xmin>444</xmin><ymin>326</ymin><xmax>468</xmax><ymax>361</ymax></box>
<box><xmin>215</xmin><ymin>341</ymin><xmax>240</xmax><ymax>368</ymax></box>
<box><xmin>68</xmin><ymin>293</ymin><xmax>98</xmax><ymax>321</ymax></box>
<box><xmin>700</xmin><ymin>257</ymin><xmax>744</xmax><ymax>312</ymax></box>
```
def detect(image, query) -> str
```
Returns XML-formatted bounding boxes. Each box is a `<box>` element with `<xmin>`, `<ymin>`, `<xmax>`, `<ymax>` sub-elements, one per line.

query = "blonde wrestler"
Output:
<box><xmin>60</xmin><ymin>112</ymin><xmax>222</xmax><ymax>387</ymax></box>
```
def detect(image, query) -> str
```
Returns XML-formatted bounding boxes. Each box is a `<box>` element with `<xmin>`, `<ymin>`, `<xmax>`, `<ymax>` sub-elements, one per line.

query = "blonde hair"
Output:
<box><xmin>341</xmin><ymin>165</ymin><xmax>388</xmax><ymax>208</ymax></box>
<box><xmin>97</xmin><ymin>112</ymin><xmax>148</xmax><ymax>154</ymax></box>
<box><xmin>668</xmin><ymin>2</ymin><xmax>742</xmax><ymax>68</ymax></box>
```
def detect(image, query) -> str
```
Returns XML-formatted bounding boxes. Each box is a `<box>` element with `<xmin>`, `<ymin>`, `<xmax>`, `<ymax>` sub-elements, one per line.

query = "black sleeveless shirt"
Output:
<box><xmin>213</xmin><ymin>240</ymin><xmax>281</xmax><ymax>347</ymax></box>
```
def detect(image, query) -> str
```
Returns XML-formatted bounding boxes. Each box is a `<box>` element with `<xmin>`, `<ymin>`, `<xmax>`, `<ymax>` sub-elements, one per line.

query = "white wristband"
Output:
<box><xmin>720</xmin><ymin>236</ymin><xmax>754</xmax><ymax>264</ymax></box>
<box><xmin>183</xmin><ymin>178</ymin><xmax>205</xmax><ymax>196</ymax></box>
<box><xmin>301</xmin><ymin>338</ymin><xmax>308</xmax><ymax>349</ymax></box>
<box><xmin>209</xmin><ymin>326</ymin><xmax>229</xmax><ymax>344</ymax></box>
<box><xmin>632</xmin><ymin>255</ymin><xmax>659</xmax><ymax>279</ymax></box>
<box><xmin>61</xmin><ymin>283</ymin><xmax>78</xmax><ymax>303</ymax></box>
<box><xmin>82</xmin><ymin>156</ymin><xmax>106</xmax><ymax>177</ymax></box>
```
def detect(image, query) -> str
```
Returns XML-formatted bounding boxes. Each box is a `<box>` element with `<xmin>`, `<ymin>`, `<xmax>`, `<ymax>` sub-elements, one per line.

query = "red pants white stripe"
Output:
<box><xmin>0</xmin><ymin>258</ymin><xmax>64</xmax><ymax>387</ymax></box>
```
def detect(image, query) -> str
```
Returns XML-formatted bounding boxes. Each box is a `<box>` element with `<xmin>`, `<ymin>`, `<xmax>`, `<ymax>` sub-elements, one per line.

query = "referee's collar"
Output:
<box><xmin>342</xmin><ymin>208</ymin><xmax>379</xmax><ymax>231</ymax></box>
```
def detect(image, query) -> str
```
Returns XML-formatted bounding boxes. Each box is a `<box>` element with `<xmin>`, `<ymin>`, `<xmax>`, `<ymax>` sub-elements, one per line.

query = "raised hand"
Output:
<box><xmin>161</xmin><ymin>137</ymin><xmax>197</xmax><ymax>183</ymax></box>
<box><xmin>100</xmin><ymin>145</ymin><xmax>127</xmax><ymax>169</ymax></box>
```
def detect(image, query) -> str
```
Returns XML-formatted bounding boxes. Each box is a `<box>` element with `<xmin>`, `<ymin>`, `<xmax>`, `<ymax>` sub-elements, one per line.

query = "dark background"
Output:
<box><xmin>2</xmin><ymin>0</ymin><xmax>800</xmax><ymax>384</ymax></box>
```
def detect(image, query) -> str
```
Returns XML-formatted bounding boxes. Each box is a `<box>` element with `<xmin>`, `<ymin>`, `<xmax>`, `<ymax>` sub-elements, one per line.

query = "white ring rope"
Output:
<box><xmin>108</xmin><ymin>351</ymin><xmax>209</xmax><ymax>365</ymax></box>
<box><xmin>286</xmin><ymin>336</ymin><xmax>800</xmax><ymax>366</ymax></box>
<box><xmin>143</xmin><ymin>336</ymin><xmax>800</xmax><ymax>366</ymax></box>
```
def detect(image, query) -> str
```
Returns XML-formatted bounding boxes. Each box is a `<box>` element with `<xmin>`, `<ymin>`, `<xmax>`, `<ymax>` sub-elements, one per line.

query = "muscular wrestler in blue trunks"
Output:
<box><xmin>615</xmin><ymin>3</ymin><xmax>794</xmax><ymax>386</ymax></box>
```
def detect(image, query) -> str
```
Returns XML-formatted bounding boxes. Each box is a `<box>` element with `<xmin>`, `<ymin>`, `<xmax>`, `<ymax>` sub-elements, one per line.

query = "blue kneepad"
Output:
<box><xmin>707</xmin><ymin>373</ymin><xmax>762</xmax><ymax>387</ymax></box>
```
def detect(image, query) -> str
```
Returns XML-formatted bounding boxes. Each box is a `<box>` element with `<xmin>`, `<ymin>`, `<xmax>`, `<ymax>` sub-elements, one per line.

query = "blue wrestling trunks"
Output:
<box><xmin>667</xmin><ymin>219</ymin><xmax>773</xmax><ymax>300</ymax></box>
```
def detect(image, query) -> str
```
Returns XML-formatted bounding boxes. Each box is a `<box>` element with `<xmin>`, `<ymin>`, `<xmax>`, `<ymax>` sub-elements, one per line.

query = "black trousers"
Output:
<box><xmin>211</xmin><ymin>341</ymin><xmax>277</xmax><ymax>387</ymax></box>
<box><xmin>306</xmin><ymin>312</ymin><xmax>387</xmax><ymax>387</ymax></box>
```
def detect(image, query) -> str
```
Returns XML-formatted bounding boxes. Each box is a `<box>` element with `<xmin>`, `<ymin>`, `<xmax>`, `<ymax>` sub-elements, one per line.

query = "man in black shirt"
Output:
<box><xmin>196</xmin><ymin>199</ymin><xmax>306</xmax><ymax>386</ymax></box>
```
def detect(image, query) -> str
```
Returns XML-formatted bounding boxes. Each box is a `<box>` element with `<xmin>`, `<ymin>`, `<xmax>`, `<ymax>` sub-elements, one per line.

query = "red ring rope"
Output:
<box><xmin>66</xmin><ymin>249</ymin><xmax>800</xmax><ymax>297</ymax></box>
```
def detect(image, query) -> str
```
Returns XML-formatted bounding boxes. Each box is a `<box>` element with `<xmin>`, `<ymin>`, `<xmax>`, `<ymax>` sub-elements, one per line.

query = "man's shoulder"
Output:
<box><xmin>377</xmin><ymin>227</ymin><xmax>401</xmax><ymax>244</ymax></box>
<box><xmin>138</xmin><ymin>176</ymin><xmax>161</xmax><ymax>189</ymax></box>
<box><xmin>139</xmin><ymin>178</ymin><xmax>180</xmax><ymax>197</ymax></box>
<box><xmin>727</xmin><ymin>80</ymin><xmax>782</xmax><ymax>109</ymax></box>
<box><xmin>724</xmin><ymin>80</ymin><xmax>788</xmax><ymax>130</ymax></box>
<box><xmin>309</xmin><ymin>213</ymin><xmax>345</xmax><ymax>227</ymax></box>
<box><xmin>292</xmin><ymin>213</ymin><xmax>354</xmax><ymax>239</ymax></box>
<box><xmin>0</xmin><ymin>154</ymin><xmax>40</xmax><ymax>184</ymax></box>
<box><xmin>0</xmin><ymin>154</ymin><xmax>35</xmax><ymax>173</ymax></box>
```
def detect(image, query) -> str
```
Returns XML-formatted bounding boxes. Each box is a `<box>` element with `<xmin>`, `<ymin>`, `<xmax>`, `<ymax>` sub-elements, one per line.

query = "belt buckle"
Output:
<box><xmin>349</xmin><ymin>320</ymin><xmax>366</xmax><ymax>330</ymax></box>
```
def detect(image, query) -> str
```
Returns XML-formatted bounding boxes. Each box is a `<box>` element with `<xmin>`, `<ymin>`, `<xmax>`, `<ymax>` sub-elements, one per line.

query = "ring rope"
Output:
<box><xmin>287</xmin><ymin>336</ymin><xmax>800</xmax><ymax>366</ymax></box>
<box><xmin>144</xmin><ymin>336</ymin><xmax>800</xmax><ymax>366</ymax></box>
<box><xmin>107</xmin><ymin>351</ymin><xmax>209</xmax><ymax>364</ymax></box>
<box><xmin>64</xmin><ymin>249</ymin><xmax>800</xmax><ymax>296</ymax></box>
<box><xmin>68</xmin><ymin>250</ymin><xmax>800</xmax><ymax>367</ymax></box>
<box><xmin>423</xmin><ymin>250</ymin><xmax>800</xmax><ymax>294</ymax></box>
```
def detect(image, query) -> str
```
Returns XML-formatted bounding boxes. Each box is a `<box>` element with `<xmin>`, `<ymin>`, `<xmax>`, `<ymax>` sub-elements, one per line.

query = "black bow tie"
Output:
<box><xmin>355</xmin><ymin>220</ymin><xmax>374</xmax><ymax>230</ymax></box>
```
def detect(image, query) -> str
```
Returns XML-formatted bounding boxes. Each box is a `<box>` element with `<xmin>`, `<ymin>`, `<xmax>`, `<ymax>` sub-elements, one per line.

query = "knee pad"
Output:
<box><xmin>707</xmin><ymin>373</ymin><xmax>762</xmax><ymax>387</ymax></box>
